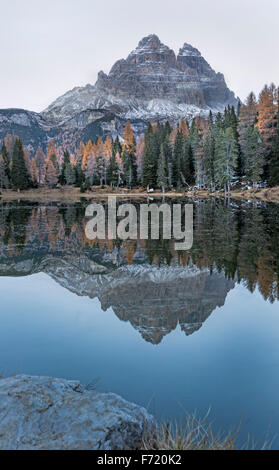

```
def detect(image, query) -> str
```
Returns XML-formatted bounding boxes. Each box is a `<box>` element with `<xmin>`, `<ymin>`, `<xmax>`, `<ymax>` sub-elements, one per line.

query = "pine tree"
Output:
<box><xmin>64</xmin><ymin>163</ymin><xmax>76</xmax><ymax>185</ymax></box>
<box><xmin>123</xmin><ymin>150</ymin><xmax>137</xmax><ymax>187</ymax></box>
<box><xmin>157</xmin><ymin>144</ymin><xmax>167</xmax><ymax>192</ymax></box>
<box><xmin>269</xmin><ymin>112</ymin><xmax>279</xmax><ymax>187</ymax></box>
<box><xmin>75</xmin><ymin>163</ymin><xmax>85</xmax><ymax>187</ymax></box>
<box><xmin>10</xmin><ymin>138</ymin><xmax>29</xmax><ymax>190</ymax></box>
<box><xmin>142</xmin><ymin>123</ymin><xmax>157</xmax><ymax>188</ymax></box>
<box><xmin>59</xmin><ymin>150</ymin><xmax>71</xmax><ymax>185</ymax></box>
<box><xmin>215</xmin><ymin>127</ymin><xmax>238</xmax><ymax>195</ymax></box>
<box><xmin>1</xmin><ymin>141</ymin><xmax>10</xmax><ymax>186</ymax></box>
<box><xmin>0</xmin><ymin>155</ymin><xmax>5</xmax><ymax>190</ymax></box>
<box><xmin>172</xmin><ymin>131</ymin><xmax>184</xmax><ymax>187</ymax></box>
<box><xmin>96</xmin><ymin>154</ymin><xmax>106</xmax><ymax>185</ymax></box>
<box><xmin>243</xmin><ymin>126</ymin><xmax>264</xmax><ymax>188</ymax></box>
<box><xmin>203</xmin><ymin>130</ymin><xmax>216</xmax><ymax>190</ymax></box>
<box><xmin>107</xmin><ymin>152</ymin><xmax>119</xmax><ymax>187</ymax></box>
<box><xmin>181</xmin><ymin>139</ymin><xmax>195</xmax><ymax>185</ymax></box>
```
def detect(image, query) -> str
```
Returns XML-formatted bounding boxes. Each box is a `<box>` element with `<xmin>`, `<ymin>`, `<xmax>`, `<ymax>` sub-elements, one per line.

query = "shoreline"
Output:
<box><xmin>1</xmin><ymin>186</ymin><xmax>279</xmax><ymax>204</ymax></box>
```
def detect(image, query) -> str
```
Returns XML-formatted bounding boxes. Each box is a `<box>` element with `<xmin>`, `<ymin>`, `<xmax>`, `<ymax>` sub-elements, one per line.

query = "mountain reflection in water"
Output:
<box><xmin>0</xmin><ymin>198</ymin><xmax>278</xmax><ymax>343</ymax></box>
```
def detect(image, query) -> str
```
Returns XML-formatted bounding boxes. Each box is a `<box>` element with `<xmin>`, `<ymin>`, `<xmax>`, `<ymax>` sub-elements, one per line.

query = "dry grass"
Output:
<box><xmin>142</xmin><ymin>412</ymin><xmax>271</xmax><ymax>450</ymax></box>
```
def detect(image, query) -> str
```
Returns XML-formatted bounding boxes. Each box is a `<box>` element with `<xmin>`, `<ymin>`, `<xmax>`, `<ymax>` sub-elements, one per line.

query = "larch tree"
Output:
<box><xmin>257</xmin><ymin>84</ymin><xmax>277</xmax><ymax>156</ymax></box>
<box><xmin>45</xmin><ymin>159</ymin><xmax>59</xmax><ymax>188</ymax></box>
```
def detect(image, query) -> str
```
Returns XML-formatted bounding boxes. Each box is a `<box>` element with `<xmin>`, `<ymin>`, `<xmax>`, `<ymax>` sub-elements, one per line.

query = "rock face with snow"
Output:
<box><xmin>0</xmin><ymin>34</ymin><xmax>237</xmax><ymax>151</ymax></box>
<box><xmin>0</xmin><ymin>375</ymin><xmax>155</xmax><ymax>450</ymax></box>
<box><xmin>43</xmin><ymin>34</ymin><xmax>237</xmax><ymax>126</ymax></box>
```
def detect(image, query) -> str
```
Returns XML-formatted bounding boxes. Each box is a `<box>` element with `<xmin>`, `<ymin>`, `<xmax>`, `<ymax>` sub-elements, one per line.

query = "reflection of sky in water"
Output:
<box><xmin>0</xmin><ymin>272</ymin><xmax>279</xmax><ymax>447</ymax></box>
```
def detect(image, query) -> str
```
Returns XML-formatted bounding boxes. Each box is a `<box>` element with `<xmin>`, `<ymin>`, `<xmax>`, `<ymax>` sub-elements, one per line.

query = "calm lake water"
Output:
<box><xmin>0</xmin><ymin>198</ymin><xmax>279</xmax><ymax>447</ymax></box>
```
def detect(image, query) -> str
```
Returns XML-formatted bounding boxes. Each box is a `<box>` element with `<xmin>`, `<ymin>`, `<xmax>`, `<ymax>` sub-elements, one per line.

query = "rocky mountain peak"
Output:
<box><xmin>0</xmin><ymin>34</ymin><xmax>238</xmax><ymax>150</ymax></box>
<box><xmin>178</xmin><ymin>43</ymin><xmax>202</xmax><ymax>57</ymax></box>
<box><xmin>128</xmin><ymin>34</ymin><xmax>173</xmax><ymax>58</ymax></box>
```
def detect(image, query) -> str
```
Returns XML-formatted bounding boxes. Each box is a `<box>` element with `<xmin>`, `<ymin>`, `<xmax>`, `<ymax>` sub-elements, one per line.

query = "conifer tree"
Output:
<box><xmin>45</xmin><ymin>159</ymin><xmax>58</xmax><ymax>188</ymax></box>
<box><xmin>107</xmin><ymin>152</ymin><xmax>119</xmax><ymax>187</ymax></box>
<box><xmin>75</xmin><ymin>163</ymin><xmax>85</xmax><ymax>187</ymax></box>
<box><xmin>172</xmin><ymin>131</ymin><xmax>184</xmax><ymax>187</ymax></box>
<box><xmin>10</xmin><ymin>138</ymin><xmax>29</xmax><ymax>190</ymax></box>
<box><xmin>123</xmin><ymin>150</ymin><xmax>137</xmax><ymax>187</ymax></box>
<box><xmin>64</xmin><ymin>162</ymin><xmax>76</xmax><ymax>185</ymax></box>
<box><xmin>59</xmin><ymin>150</ymin><xmax>71</xmax><ymax>185</ymax></box>
<box><xmin>0</xmin><ymin>155</ymin><xmax>5</xmax><ymax>190</ymax></box>
<box><xmin>142</xmin><ymin>123</ymin><xmax>157</xmax><ymax>188</ymax></box>
<box><xmin>203</xmin><ymin>130</ymin><xmax>216</xmax><ymax>190</ymax></box>
<box><xmin>157</xmin><ymin>144</ymin><xmax>167</xmax><ymax>193</ymax></box>
<box><xmin>269</xmin><ymin>112</ymin><xmax>279</xmax><ymax>187</ymax></box>
<box><xmin>35</xmin><ymin>147</ymin><xmax>46</xmax><ymax>186</ymax></box>
<box><xmin>215</xmin><ymin>127</ymin><xmax>238</xmax><ymax>195</ymax></box>
<box><xmin>244</xmin><ymin>126</ymin><xmax>264</xmax><ymax>188</ymax></box>
<box><xmin>1</xmin><ymin>141</ymin><xmax>10</xmax><ymax>186</ymax></box>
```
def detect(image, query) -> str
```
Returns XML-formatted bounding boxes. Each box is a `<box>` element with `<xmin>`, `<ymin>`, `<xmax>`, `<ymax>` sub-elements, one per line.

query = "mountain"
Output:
<box><xmin>0</xmin><ymin>253</ymin><xmax>234</xmax><ymax>344</ymax></box>
<box><xmin>0</xmin><ymin>34</ymin><xmax>238</xmax><ymax>153</ymax></box>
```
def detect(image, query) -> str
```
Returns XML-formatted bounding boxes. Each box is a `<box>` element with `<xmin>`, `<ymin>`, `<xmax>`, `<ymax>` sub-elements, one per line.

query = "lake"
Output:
<box><xmin>0</xmin><ymin>197</ymin><xmax>279</xmax><ymax>447</ymax></box>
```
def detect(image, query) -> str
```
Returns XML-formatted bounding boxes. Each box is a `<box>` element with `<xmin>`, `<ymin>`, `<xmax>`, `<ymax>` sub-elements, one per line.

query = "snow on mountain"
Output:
<box><xmin>0</xmin><ymin>34</ymin><xmax>238</xmax><ymax>151</ymax></box>
<box><xmin>43</xmin><ymin>34</ymin><xmax>237</xmax><ymax>126</ymax></box>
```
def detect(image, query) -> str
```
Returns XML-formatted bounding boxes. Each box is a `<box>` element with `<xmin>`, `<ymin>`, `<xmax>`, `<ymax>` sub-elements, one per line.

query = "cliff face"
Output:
<box><xmin>0</xmin><ymin>35</ymin><xmax>237</xmax><ymax>152</ymax></box>
<box><xmin>95</xmin><ymin>35</ymin><xmax>235</xmax><ymax>110</ymax></box>
<box><xmin>44</xmin><ymin>34</ymin><xmax>237</xmax><ymax>126</ymax></box>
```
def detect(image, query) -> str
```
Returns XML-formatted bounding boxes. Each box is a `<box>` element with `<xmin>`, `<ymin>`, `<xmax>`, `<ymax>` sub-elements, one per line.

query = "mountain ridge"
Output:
<box><xmin>0</xmin><ymin>34</ymin><xmax>238</xmax><ymax>153</ymax></box>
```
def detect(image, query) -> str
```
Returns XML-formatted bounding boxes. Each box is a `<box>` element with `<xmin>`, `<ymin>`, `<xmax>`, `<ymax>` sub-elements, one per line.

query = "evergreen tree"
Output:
<box><xmin>172</xmin><ymin>131</ymin><xmax>184</xmax><ymax>187</ymax></box>
<box><xmin>64</xmin><ymin>163</ymin><xmax>76</xmax><ymax>185</ymax></box>
<box><xmin>59</xmin><ymin>150</ymin><xmax>71</xmax><ymax>185</ymax></box>
<box><xmin>269</xmin><ymin>113</ymin><xmax>279</xmax><ymax>187</ymax></box>
<box><xmin>203</xmin><ymin>130</ymin><xmax>216</xmax><ymax>190</ymax></box>
<box><xmin>107</xmin><ymin>152</ymin><xmax>119</xmax><ymax>187</ymax></box>
<box><xmin>244</xmin><ymin>126</ymin><xmax>264</xmax><ymax>187</ymax></box>
<box><xmin>96</xmin><ymin>154</ymin><xmax>106</xmax><ymax>185</ymax></box>
<box><xmin>214</xmin><ymin>127</ymin><xmax>238</xmax><ymax>195</ymax></box>
<box><xmin>10</xmin><ymin>138</ymin><xmax>29</xmax><ymax>190</ymax></box>
<box><xmin>142</xmin><ymin>123</ymin><xmax>157</xmax><ymax>188</ymax></box>
<box><xmin>123</xmin><ymin>150</ymin><xmax>137</xmax><ymax>187</ymax></box>
<box><xmin>1</xmin><ymin>141</ymin><xmax>10</xmax><ymax>186</ymax></box>
<box><xmin>0</xmin><ymin>155</ymin><xmax>5</xmax><ymax>190</ymax></box>
<box><xmin>157</xmin><ymin>144</ymin><xmax>167</xmax><ymax>192</ymax></box>
<box><xmin>75</xmin><ymin>163</ymin><xmax>85</xmax><ymax>187</ymax></box>
<box><xmin>182</xmin><ymin>139</ymin><xmax>195</xmax><ymax>185</ymax></box>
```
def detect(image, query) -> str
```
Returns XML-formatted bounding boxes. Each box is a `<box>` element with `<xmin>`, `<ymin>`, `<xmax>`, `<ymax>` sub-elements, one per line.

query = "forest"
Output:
<box><xmin>0</xmin><ymin>84</ymin><xmax>279</xmax><ymax>194</ymax></box>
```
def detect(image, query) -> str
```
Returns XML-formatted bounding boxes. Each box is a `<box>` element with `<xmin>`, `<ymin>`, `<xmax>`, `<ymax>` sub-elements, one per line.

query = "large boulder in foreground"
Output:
<box><xmin>0</xmin><ymin>375</ymin><xmax>155</xmax><ymax>450</ymax></box>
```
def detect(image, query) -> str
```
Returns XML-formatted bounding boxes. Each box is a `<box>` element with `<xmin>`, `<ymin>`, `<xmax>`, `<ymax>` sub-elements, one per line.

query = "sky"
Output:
<box><xmin>0</xmin><ymin>0</ymin><xmax>278</xmax><ymax>112</ymax></box>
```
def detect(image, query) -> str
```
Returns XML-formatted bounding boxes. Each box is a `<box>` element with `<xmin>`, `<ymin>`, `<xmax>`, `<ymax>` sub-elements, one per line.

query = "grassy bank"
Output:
<box><xmin>1</xmin><ymin>186</ymin><xmax>279</xmax><ymax>204</ymax></box>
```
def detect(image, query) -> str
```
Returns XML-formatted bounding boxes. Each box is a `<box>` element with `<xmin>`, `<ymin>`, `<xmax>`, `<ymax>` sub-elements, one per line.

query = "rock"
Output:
<box><xmin>0</xmin><ymin>34</ymin><xmax>238</xmax><ymax>152</ymax></box>
<box><xmin>0</xmin><ymin>375</ymin><xmax>156</xmax><ymax>450</ymax></box>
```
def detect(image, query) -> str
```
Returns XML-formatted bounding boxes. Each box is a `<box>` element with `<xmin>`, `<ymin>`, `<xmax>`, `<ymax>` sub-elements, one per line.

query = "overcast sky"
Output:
<box><xmin>1</xmin><ymin>0</ymin><xmax>278</xmax><ymax>112</ymax></box>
